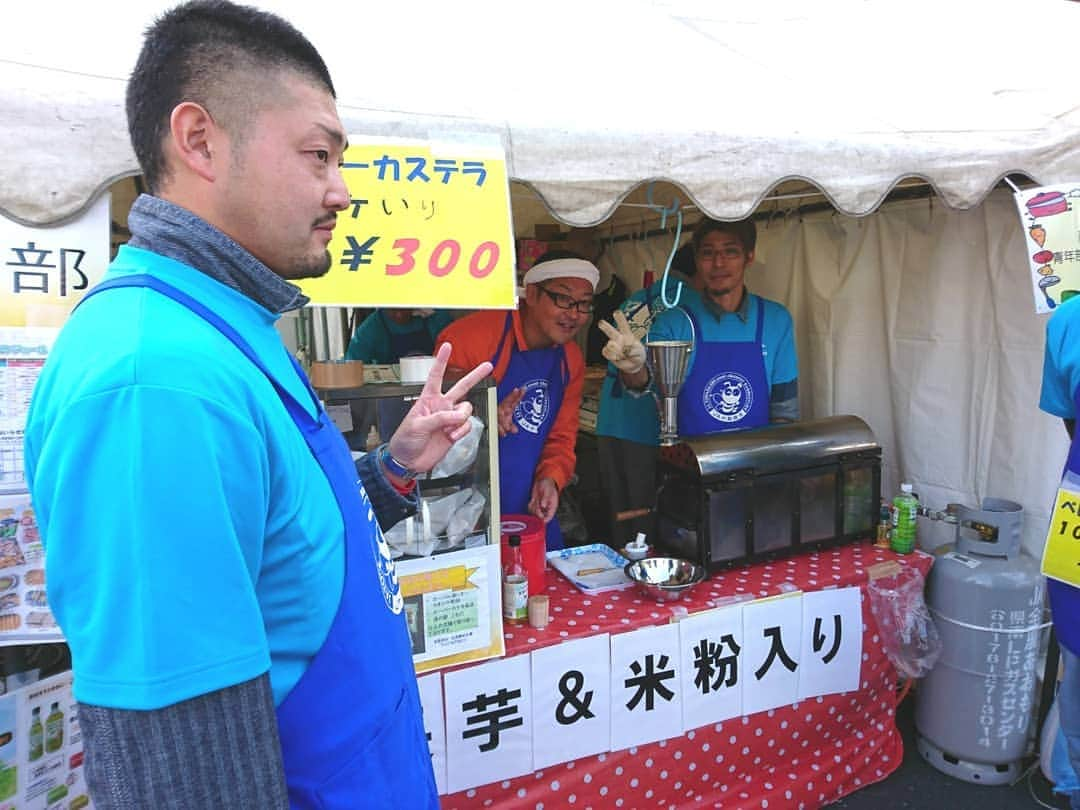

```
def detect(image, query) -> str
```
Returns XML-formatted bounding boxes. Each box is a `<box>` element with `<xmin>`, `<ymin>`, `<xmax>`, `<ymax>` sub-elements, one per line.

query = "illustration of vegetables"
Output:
<box><xmin>1030</xmin><ymin>224</ymin><xmax>1047</xmax><ymax>247</ymax></box>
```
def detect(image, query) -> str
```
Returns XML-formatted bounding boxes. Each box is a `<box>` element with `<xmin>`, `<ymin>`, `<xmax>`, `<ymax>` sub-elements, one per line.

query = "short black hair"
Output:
<box><xmin>691</xmin><ymin>218</ymin><xmax>757</xmax><ymax>255</ymax></box>
<box><xmin>127</xmin><ymin>0</ymin><xmax>335</xmax><ymax>192</ymax></box>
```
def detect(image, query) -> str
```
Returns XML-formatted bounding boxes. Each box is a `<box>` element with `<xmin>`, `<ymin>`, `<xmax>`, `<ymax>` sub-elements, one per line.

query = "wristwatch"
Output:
<box><xmin>379</xmin><ymin>444</ymin><xmax>418</xmax><ymax>481</ymax></box>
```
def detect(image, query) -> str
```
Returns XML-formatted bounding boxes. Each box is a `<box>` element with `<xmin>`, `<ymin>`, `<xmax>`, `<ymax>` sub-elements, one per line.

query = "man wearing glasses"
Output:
<box><xmin>441</xmin><ymin>252</ymin><xmax>598</xmax><ymax>549</ymax></box>
<box><xmin>604</xmin><ymin>219</ymin><xmax>798</xmax><ymax>437</ymax></box>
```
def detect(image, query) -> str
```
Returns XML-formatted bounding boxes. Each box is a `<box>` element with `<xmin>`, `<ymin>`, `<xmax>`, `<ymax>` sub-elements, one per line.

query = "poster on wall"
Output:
<box><xmin>298</xmin><ymin>135</ymin><xmax>515</xmax><ymax>309</ymax></box>
<box><xmin>1</xmin><ymin>194</ymin><xmax>110</xmax><ymax>492</ymax></box>
<box><xmin>0</xmin><ymin>670</ymin><xmax>92</xmax><ymax>810</ymax></box>
<box><xmin>0</xmin><ymin>336</ymin><xmax>50</xmax><ymax>493</ymax></box>
<box><xmin>0</xmin><ymin>493</ymin><xmax>61</xmax><ymax>645</ymax></box>
<box><xmin>1013</xmin><ymin>183</ymin><xmax>1080</xmax><ymax>313</ymax></box>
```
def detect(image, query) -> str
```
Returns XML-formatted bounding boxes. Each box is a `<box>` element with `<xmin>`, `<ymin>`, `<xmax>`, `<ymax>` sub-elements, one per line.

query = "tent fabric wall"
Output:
<box><xmin>597</xmin><ymin>191</ymin><xmax>1065</xmax><ymax>558</ymax></box>
<box><xmin>2</xmin><ymin>1</ymin><xmax>1079</xmax><ymax>227</ymax></box>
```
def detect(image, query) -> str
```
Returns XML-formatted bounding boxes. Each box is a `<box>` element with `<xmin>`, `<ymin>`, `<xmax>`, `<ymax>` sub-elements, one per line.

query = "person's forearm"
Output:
<box><xmin>80</xmin><ymin>675</ymin><xmax>288</xmax><ymax>809</ymax></box>
<box><xmin>356</xmin><ymin>450</ymin><xmax>419</xmax><ymax>531</ymax></box>
<box><xmin>620</xmin><ymin>366</ymin><xmax>649</xmax><ymax>390</ymax></box>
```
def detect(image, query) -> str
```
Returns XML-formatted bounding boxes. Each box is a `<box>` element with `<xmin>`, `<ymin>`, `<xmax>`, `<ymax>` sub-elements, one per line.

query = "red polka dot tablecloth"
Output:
<box><xmin>442</xmin><ymin>542</ymin><xmax>933</xmax><ymax>810</ymax></box>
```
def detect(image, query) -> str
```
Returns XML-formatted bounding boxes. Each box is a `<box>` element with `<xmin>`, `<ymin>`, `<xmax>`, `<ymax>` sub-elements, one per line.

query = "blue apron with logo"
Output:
<box><xmin>1048</xmin><ymin>384</ymin><xmax>1080</xmax><ymax>656</ymax></box>
<box><xmin>678</xmin><ymin>299</ymin><xmax>769</xmax><ymax>436</ymax></box>
<box><xmin>491</xmin><ymin>313</ymin><xmax>569</xmax><ymax>550</ymax></box>
<box><xmin>81</xmin><ymin>275</ymin><xmax>437</xmax><ymax>809</ymax></box>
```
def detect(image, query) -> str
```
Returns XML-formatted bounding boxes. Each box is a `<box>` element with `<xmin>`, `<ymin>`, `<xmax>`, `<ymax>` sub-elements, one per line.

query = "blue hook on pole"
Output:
<box><xmin>645</xmin><ymin>182</ymin><xmax>684</xmax><ymax>308</ymax></box>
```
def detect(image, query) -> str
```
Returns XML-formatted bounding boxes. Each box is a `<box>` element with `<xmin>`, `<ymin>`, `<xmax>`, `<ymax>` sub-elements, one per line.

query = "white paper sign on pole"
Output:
<box><xmin>679</xmin><ymin>604</ymin><xmax>745</xmax><ymax>731</ymax></box>
<box><xmin>444</xmin><ymin>654</ymin><xmax>532</xmax><ymax>793</ymax></box>
<box><xmin>797</xmin><ymin>586</ymin><xmax>863</xmax><ymax>699</ymax></box>
<box><xmin>530</xmin><ymin>633</ymin><xmax>611</xmax><ymax>770</ymax></box>
<box><xmin>417</xmin><ymin>672</ymin><xmax>447</xmax><ymax>795</ymax></box>
<box><xmin>0</xmin><ymin>193</ymin><xmax>111</xmax><ymax>329</ymax></box>
<box><xmin>610</xmin><ymin>624</ymin><xmax>682</xmax><ymax>750</ymax></box>
<box><xmin>742</xmin><ymin>594</ymin><xmax>803</xmax><ymax>716</ymax></box>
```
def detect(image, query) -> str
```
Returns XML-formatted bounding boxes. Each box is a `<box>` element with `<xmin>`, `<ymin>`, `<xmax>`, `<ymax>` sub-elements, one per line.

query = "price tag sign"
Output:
<box><xmin>1042</xmin><ymin>483</ymin><xmax>1080</xmax><ymax>587</ymax></box>
<box><xmin>298</xmin><ymin>136</ymin><xmax>515</xmax><ymax>309</ymax></box>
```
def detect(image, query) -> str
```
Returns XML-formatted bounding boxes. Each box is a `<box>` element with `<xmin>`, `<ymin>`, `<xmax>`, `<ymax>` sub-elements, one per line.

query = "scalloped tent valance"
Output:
<box><xmin>2</xmin><ymin>0</ymin><xmax>1078</xmax><ymax>226</ymax></box>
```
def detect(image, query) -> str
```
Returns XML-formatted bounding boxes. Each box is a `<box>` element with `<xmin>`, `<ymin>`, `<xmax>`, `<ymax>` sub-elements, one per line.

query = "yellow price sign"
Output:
<box><xmin>1042</xmin><ymin>484</ymin><xmax>1080</xmax><ymax>587</ymax></box>
<box><xmin>298</xmin><ymin>137</ymin><xmax>515</xmax><ymax>310</ymax></box>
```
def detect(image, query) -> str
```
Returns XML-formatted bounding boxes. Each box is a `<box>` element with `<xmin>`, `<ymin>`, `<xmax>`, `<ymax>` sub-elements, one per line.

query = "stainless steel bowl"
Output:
<box><xmin>624</xmin><ymin>557</ymin><xmax>706</xmax><ymax>601</ymax></box>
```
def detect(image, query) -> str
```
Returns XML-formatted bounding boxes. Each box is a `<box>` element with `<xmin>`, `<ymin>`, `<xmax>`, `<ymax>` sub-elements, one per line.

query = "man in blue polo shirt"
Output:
<box><xmin>601</xmin><ymin>218</ymin><xmax>798</xmax><ymax>440</ymax></box>
<box><xmin>595</xmin><ymin>243</ymin><xmax>699</xmax><ymax>547</ymax></box>
<box><xmin>1039</xmin><ymin>296</ymin><xmax>1080</xmax><ymax>809</ymax></box>
<box><xmin>22</xmin><ymin>3</ymin><xmax>490</xmax><ymax>808</ymax></box>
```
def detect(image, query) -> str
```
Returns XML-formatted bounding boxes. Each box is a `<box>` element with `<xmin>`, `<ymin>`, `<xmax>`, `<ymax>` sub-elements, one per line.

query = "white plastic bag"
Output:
<box><xmin>445</xmin><ymin>489</ymin><xmax>486</xmax><ymax>547</ymax></box>
<box><xmin>430</xmin><ymin>416</ymin><xmax>485</xmax><ymax>479</ymax></box>
<box><xmin>383</xmin><ymin>500</ymin><xmax>434</xmax><ymax>558</ymax></box>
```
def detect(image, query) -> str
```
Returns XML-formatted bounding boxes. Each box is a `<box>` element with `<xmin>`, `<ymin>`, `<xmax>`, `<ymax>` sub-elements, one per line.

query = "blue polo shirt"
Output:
<box><xmin>24</xmin><ymin>246</ymin><xmax>343</xmax><ymax>709</ymax></box>
<box><xmin>1039</xmin><ymin>297</ymin><xmax>1080</xmax><ymax>655</ymax></box>
<box><xmin>646</xmin><ymin>291</ymin><xmax>798</xmax><ymax>424</ymax></box>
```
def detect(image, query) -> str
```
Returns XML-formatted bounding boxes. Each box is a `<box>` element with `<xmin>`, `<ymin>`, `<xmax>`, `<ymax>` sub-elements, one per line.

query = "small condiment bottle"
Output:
<box><xmin>502</xmin><ymin>535</ymin><xmax>528</xmax><ymax>624</ymax></box>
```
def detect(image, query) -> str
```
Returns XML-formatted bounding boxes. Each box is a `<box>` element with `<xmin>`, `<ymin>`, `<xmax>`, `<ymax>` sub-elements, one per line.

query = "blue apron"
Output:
<box><xmin>383</xmin><ymin>310</ymin><xmax>437</xmax><ymax>359</ymax></box>
<box><xmin>678</xmin><ymin>299</ymin><xmax>769</xmax><ymax>436</ymax></box>
<box><xmin>81</xmin><ymin>275</ymin><xmax>437</xmax><ymax>809</ymax></box>
<box><xmin>492</xmin><ymin>313</ymin><xmax>569</xmax><ymax>550</ymax></box>
<box><xmin>1049</xmin><ymin>384</ymin><xmax>1080</xmax><ymax>656</ymax></box>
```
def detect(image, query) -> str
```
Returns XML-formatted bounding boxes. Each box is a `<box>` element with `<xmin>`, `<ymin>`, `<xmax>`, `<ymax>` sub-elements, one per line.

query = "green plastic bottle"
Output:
<box><xmin>890</xmin><ymin>482</ymin><xmax>918</xmax><ymax>554</ymax></box>
<box><xmin>44</xmin><ymin>701</ymin><xmax>63</xmax><ymax>753</ymax></box>
<box><xmin>28</xmin><ymin>706</ymin><xmax>43</xmax><ymax>762</ymax></box>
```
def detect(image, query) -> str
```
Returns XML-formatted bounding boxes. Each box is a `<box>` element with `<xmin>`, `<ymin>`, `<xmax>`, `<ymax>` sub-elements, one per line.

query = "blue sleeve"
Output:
<box><xmin>345</xmin><ymin>314</ymin><xmax>390</xmax><ymax>363</ymax></box>
<box><xmin>770</xmin><ymin>304</ymin><xmax>798</xmax><ymax>385</ymax></box>
<box><xmin>354</xmin><ymin>449</ymin><xmax>419</xmax><ymax>532</ymax></box>
<box><xmin>1041</xmin><ymin>306</ymin><xmax>1079</xmax><ymax>419</ymax></box>
<box><xmin>27</xmin><ymin>386</ymin><xmax>271</xmax><ymax>710</ymax></box>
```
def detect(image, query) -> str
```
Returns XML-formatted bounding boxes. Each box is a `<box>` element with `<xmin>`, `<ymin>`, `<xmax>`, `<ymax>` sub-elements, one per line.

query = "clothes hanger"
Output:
<box><xmin>646</xmin><ymin>182</ymin><xmax>684</xmax><ymax>308</ymax></box>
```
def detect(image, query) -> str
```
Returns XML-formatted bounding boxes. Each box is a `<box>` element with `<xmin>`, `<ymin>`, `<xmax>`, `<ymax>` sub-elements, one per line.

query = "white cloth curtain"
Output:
<box><xmin>597</xmin><ymin>190</ymin><xmax>1066</xmax><ymax>558</ymax></box>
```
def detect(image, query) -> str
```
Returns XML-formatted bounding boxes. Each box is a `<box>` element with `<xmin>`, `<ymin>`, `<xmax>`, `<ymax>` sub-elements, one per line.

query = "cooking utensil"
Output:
<box><xmin>1027</xmin><ymin>191</ymin><xmax>1068</xmax><ymax>218</ymax></box>
<box><xmin>624</xmin><ymin>556</ymin><xmax>706</xmax><ymax>601</ymax></box>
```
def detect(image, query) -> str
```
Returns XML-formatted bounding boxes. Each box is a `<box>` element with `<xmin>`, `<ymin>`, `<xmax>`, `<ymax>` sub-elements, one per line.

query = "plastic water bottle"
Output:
<box><xmin>891</xmin><ymin>483</ymin><xmax>918</xmax><ymax>554</ymax></box>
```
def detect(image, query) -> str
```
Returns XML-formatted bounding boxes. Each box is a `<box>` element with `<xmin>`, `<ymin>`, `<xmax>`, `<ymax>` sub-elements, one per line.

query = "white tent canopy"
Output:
<box><xmin>2</xmin><ymin>0</ymin><xmax>1079</xmax><ymax>226</ymax></box>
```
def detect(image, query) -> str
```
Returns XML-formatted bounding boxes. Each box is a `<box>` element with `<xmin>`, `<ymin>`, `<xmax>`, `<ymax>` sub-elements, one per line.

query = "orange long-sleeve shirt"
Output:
<box><xmin>438</xmin><ymin>309</ymin><xmax>583</xmax><ymax>492</ymax></box>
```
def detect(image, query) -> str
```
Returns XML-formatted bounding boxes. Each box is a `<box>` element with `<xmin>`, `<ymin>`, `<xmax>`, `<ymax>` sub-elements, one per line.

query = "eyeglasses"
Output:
<box><xmin>698</xmin><ymin>247</ymin><xmax>746</xmax><ymax>263</ymax></box>
<box><xmin>537</xmin><ymin>285</ymin><xmax>595</xmax><ymax>314</ymax></box>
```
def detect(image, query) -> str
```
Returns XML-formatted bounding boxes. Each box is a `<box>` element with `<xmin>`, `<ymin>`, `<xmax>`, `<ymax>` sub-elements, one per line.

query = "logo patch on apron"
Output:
<box><xmin>363</xmin><ymin>490</ymin><xmax>403</xmax><ymax>615</ymax></box>
<box><xmin>513</xmin><ymin>378</ymin><xmax>552</xmax><ymax>435</ymax></box>
<box><xmin>703</xmin><ymin>372</ymin><xmax>754</xmax><ymax>424</ymax></box>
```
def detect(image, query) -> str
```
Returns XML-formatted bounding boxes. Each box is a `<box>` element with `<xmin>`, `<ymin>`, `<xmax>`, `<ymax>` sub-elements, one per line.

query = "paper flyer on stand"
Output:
<box><xmin>396</xmin><ymin>543</ymin><xmax>504</xmax><ymax>672</ymax></box>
